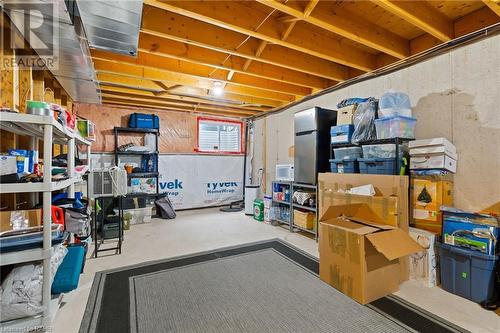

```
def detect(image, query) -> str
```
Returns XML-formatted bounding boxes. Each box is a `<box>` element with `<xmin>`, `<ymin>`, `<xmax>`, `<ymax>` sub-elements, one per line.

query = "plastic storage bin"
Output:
<box><xmin>375</xmin><ymin>115</ymin><xmax>416</xmax><ymax>139</ymax></box>
<box><xmin>333</xmin><ymin>146</ymin><xmax>362</xmax><ymax>160</ymax></box>
<box><xmin>329</xmin><ymin>158</ymin><xmax>359</xmax><ymax>174</ymax></box>
<box><xmin>52</xmin><ymin>246</ymin><xmax>85</xmax><ymax>294</ymax></box>
<box><xmin>128</xmin><ymin>113</ymin><xmax>159</xmax><ymax>129</ymax></box>
<box><xmin>438</xmin><ymin>242</ymin><xmax>499</xmax><ymax>303</ymax></box>
<box><xmin>358</xmin><ymin>158</ymin><xmax>398</xmax><ymax>175</ymax></box>
<box><xmin>118</xmin><ymin>207</ymin><xmax>153</xmax><ymax>225</ymax></box>
<box><xmin>362</xmin><ymin>143</ymin><xmax>407</xmax><ymax>159</ymax></box>
<box><xmin>330</xmin><ymin>125</ymin><xmax>355</xmax><ymax>144</ymax></box>
<box><xmin>379</xmin><ymin>91</ymin><xmax>412</xmax><ymax>118</ymax></box>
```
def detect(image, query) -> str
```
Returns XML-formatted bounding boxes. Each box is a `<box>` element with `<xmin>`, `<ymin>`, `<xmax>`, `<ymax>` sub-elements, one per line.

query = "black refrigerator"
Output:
<box><xmin>294</xmin><ymin>107</ymin><xmax>337</xmax><ymax>185</ymax></box>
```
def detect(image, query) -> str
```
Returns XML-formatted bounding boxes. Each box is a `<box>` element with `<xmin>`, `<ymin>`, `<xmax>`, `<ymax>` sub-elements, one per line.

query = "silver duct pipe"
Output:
<box><xmin>2</xmin><ymin>0</ymin><xmax>100</xmax><ymax>104</ymax></box>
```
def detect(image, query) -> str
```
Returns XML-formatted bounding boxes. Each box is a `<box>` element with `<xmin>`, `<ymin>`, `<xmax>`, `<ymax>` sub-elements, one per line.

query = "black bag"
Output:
<box><xmin>155</xmin><ymin>196</ymin><xmax>176</xmax><ymax>219</ymax></box>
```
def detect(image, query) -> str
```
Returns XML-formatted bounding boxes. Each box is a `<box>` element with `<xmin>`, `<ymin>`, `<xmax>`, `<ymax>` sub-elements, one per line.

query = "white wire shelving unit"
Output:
<box><xmin>0</xmin><ymin>112</ymin><xmax>91</xmax><ymax>330</ymax></box>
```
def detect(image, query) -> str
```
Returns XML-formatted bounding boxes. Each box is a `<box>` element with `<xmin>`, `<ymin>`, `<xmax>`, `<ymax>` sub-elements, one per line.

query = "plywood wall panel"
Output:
<box><xmin>74</xmin><ymin>103</ymin><xmax>243</xmax><ymax>154</ymax></box>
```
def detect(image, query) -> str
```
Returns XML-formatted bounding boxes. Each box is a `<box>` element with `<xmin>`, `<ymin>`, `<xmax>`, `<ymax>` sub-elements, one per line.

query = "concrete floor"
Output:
<box><xmin>53</xmin><ymin>208</ymin><xmax>500</xmax><ymax>333</ymax></box>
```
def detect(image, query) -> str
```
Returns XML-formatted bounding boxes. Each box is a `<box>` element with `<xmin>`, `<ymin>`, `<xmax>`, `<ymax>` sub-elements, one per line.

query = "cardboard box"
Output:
<box><xmin>408</xmin><ymin>227</ymin><xmax>439</xmax><ymax>287</ymax></box>
<box><xmin>410</xmin><ymin>154</ymin><xmax>457</xmax><ymax>173</ymax></box>
<box><xmin>293</xmin><ymin>209</ymin><xmax>315</xmax><ymax>230</ymax></box>
<box><xmin>411</xmin><ymin>176</ymin><xmax>453</xmax><ymax>234</ymax></box>
<box><xmin>319</xmin><ymin>204</ymin><xmax>422</xmax><ymax>304</ymax></box>
<box><xmin>318</xmin><ymin>173</ymin><xmax>410</xmax><ymax>280</ymax></box>
<box><xmin>0</xmin><ymin>155</ymin><xmax>17</xmax><ymax>175</ymax></box>
<box><xmin>336</xmin><ymin>105</ymin><xmax>356</xmax><ymax>125</ymax></box>
<box><xmin>0</xmin><ymin>209</ymin><xmax>42</xmax><ymax>232</ymax></box>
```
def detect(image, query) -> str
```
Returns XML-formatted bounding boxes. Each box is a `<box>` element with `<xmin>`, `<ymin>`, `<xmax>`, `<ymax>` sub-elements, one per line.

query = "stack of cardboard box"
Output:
<box><xmin>409</xmin><ymin>138</ymin><xmax>457</xmax><ymax>234</ymax></box>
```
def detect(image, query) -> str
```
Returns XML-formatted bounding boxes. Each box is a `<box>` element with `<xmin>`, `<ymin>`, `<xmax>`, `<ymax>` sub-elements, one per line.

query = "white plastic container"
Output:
<box><xmin>120</xmin><ymin>207</ymin><xmax>153</xmax><ymax>225</ymax></box>
<box><xmin>375</xmin><ymin>115</ymin><xmax>416</xmax><ymax>139</ymax></box>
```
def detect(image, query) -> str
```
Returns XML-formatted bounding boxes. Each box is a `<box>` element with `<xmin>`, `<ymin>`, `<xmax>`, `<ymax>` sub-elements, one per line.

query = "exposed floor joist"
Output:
<box><xmin>482</xmin><ymin>0</ymin><xmax>500</xmax><ymax>17</ymax></box>
<box><xmin>143</xmin><ymin>0</ymin><xmax>376</xmax><ymax>71</ymax></box>
<box><xmin>99</xmin><ymin>86</ymin><xmax>271</xmax><ymax>113</ymax></box>
<box><xmin>93</xmin><ymin>59</ymin><xmax>295</xmax><ymax>105</ymax></box>
<box><xmin>256</xmin><ymin>0</ymin><xmax>409</xmax><ymax>59</ymax></box>
<box><xmin>87</xmin><ymin>0</ymin><xmax>498</xmax><ymax>118</ymax></box>
<box><xmin>374</xmin><ymin>0</ymin><xmax>454</xmax><ymax>42</ymax></box>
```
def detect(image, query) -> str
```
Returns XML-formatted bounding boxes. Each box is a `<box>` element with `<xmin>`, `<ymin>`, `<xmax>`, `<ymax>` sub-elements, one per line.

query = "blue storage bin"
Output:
<box><xmin>129</xmin><ymin>113</ymin><xmax>160</xmax><ymax>129</ymax></box>
<box><xmin>358</xmin><ymin>158</ymin><xmax>398</xmax><ymax>175</ymax></box>
<box><xmin>52</xmin><ymin>246</ymin><xmax>85</xmax><ymax>294</ymax></box>
<box><xmin>329</xmin><ymin>158</ymin><xmax>359</xmax><ymax>174</ymax></box>
<box><xmin>330</xmin><ymin>125</ymin><xmax>354</xmax><ymax>144</ymax></box>
<box><xmin>442</xmin><ymin>208</ymin><xmax>499</xmax><ymax>255</ymax></box>
<box><xmin>437</xmin><ymin>242</ymin><xmax>499</xmax><ymax>303</ymax></box>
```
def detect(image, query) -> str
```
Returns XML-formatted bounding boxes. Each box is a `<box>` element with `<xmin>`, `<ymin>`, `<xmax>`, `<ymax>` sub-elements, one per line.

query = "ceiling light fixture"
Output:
<box><xmin>212</xmin><ymin>81</ymin><xmax>224</xmax><ymax>97</ymax></box>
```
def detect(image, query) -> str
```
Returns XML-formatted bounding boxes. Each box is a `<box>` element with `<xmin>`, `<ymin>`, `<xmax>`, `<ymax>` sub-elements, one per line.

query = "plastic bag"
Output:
<box><xmin>379</xmin><ymin>91</ymin><xmax>411</xmax><ymax>118</ymax></box>
<box><xmin>351</xmin><ymin>100</ymin><xmax>378</xmax><ymax>143</ymax></box>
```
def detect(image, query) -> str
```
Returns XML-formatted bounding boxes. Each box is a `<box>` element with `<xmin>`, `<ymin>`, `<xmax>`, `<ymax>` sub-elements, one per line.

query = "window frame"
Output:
<box><xmin>195</xmin><ymin>117</ymin><xmax>244</xmax><ymax>154</ymax></box>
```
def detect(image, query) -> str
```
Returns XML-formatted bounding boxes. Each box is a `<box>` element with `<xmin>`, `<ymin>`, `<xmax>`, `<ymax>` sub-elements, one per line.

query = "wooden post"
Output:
<box><xmin>18</xmin><ymin>67</ymin><xmax>32</xmax><ymax>113</ymax></box>
<box><xmin>32</xmin><ymin>70</ymin><xmax>45</xmax><ymax>101</ymax></box>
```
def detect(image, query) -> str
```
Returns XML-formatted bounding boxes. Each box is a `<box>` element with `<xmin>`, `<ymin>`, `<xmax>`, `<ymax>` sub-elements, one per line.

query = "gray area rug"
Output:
<box><xmin>128</xmin><ymin>249</ymin><xmax>408</xmax><ymax>333</ymax></box>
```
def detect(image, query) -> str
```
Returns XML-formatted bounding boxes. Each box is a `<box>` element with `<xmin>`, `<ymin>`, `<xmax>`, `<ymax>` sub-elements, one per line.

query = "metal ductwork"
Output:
<box><xmin>2</xmin><ymin>0</ymin><xmax>100</xmax><ymax>104</ymax></box>
<box><xmin>75</xmin><ymin>0</ymin><xmax>143</xmax><ymax>56</ymax></box>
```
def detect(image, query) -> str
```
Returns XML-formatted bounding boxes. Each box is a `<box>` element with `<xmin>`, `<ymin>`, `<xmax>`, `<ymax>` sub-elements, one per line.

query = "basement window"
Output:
<box><xmin>196</xmin><ymin>117</ymin><xmax>243</xmax><ymax>154</ymax></box>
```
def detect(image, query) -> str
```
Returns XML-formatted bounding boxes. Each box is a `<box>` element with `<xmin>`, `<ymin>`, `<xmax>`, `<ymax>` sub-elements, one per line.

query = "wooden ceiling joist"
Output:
<box><xmin>99</xmin><ymin>86</ymin><xmax>271</xmax><ymax>113</ymax></box>
<box><xmin>93</xmin><ymin>59</ymin><xmax>294</xmax><ymax>104</ymax></box>
<box><xmin>140</xmin><ymin>8</ymin><xmax>350</xmax><ymax>81</ymax></box>
<box><xmin>92</xmin><ymin>49</ymin><xmax>310</xmax><ymax>97</ymax></box>
<box><xmin>138</xmin><ymin>33</ymin><xmax>333</xmax><ymax>90</ymax></box>
<box><xmin>143</xmin><ymin>0</ymin><xmax>376</xmax><ymax>71</ymax></box>
<box><xmin>256</xmin><ymin>0</ymin><xmax>409</xmax><ymax>59</ymax></box>
<box><xmin>102</xmin><ymin>99</ymin><xmax>249</xmax><ymax>118</ymax></box>
<box><xmin>100</xmin><ymin>92</ymin><xmax>258</xmax><ymax>116</ymax></box>
<box><xmin>482</xmin><ymin>0</ymin><xmax>500</xmax><ymax>17</ymax></box>
<box><xmin>89</xmin><ymin>1</ymin><xmax>497</xmax><ymax>117</ymax></box>
<box><xmin>374</xmin><ymin>0</ymin><xmax>454</xmax><ymax>42</ymax></box>
<box><xmin>97</xmin><ymin>72</ymin><xmax>284</xmax><ymax>108</ymax></box>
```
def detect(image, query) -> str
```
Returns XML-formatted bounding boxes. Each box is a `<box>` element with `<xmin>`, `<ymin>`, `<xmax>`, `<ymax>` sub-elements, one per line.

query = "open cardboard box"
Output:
<box><xmin>319</xmin><ymin>203</ymin><xmax>422</xmax><ymax>304</ymax></box>
<box><xmin>318</xmin><ymin>173</ymin><xmax>411</xmax><ymax>281</ymax></box>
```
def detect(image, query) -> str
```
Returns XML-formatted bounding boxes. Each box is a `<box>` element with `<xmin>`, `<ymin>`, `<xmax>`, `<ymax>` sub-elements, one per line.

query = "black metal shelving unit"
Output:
<box><xmin>114</xmin><ymin>127</ymin><xmax>160</xmax><ymax>201</ymax></box>
<box><xmin>330</xmin><ymin>137</ymin><xmax>414</xmax><ymax>175</ymax></box>
<box><xmin>92</xmin><ymin>127</ymin><xmax>161</xmax><ymax>258</ymax></box>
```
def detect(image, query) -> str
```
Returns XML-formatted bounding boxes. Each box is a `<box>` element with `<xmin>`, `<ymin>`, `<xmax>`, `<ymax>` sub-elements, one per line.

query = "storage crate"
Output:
<box><xmin>442</xmin><ymin>209</ymin><xmax>499</xmax><ymax>255</ymax></box>
<box><xmin>329</xmin><ymin>158</ymin><xmax>359</xmax><ymax>174</ymax></box>
<box><xmin>438</xmin><ymin>242</ymin><xmax>499</xmax><ymax>303</ymax></box>
<box><xmin>52</xmin><ymin>246</ymin><xmax>85</xmax><ymax>294</ymax></box>
<box><xmin>330</xmin><ymin>125</ymin><xmax>354</xmax><ymax>144</ymax></box>
<box><xmin>362</xmin><ymin>143</ymin><xmax>407</xmax><ymax>159</ymax></box>
<box><xmin>375</xmin><ymin>115</ymin><xmax>416</xmax><ymax>139</ymax></box>
<box><xmin>294</xmin><ymin>210</ymin><xmax>315</xmax><ymax>230</ymax></box>
<box><xmin>358</xmin><ymin>158</ymin><xmax>398</xmax><ymax>175</ymax></box>
<box><xmin>333</xmin><ymin>146</ymin><xmax>362</xmax><ymax>160</ymax></box>
<box><xmin>128</xmin><ymin>113</ymin><xmax>159</xmax><ymax>129</ymax></box>
<box><xmin>119</xmin><ymin>207</ymin><xmax>153</xmax><ymax>225</ymax></box>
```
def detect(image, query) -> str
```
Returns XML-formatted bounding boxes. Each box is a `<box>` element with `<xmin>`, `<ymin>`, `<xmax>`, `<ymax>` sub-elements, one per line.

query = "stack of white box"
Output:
<box><xmin>409</xmin><ymin>137</ymin><xmax>457</xmax><ymax>173</ymax></box>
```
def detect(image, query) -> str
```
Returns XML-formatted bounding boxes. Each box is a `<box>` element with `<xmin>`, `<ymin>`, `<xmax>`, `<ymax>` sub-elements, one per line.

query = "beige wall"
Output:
<box><xmin>252</xmin><ymin>34</ymin><xmax>500</xmax><ymax>211</ymax></box>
